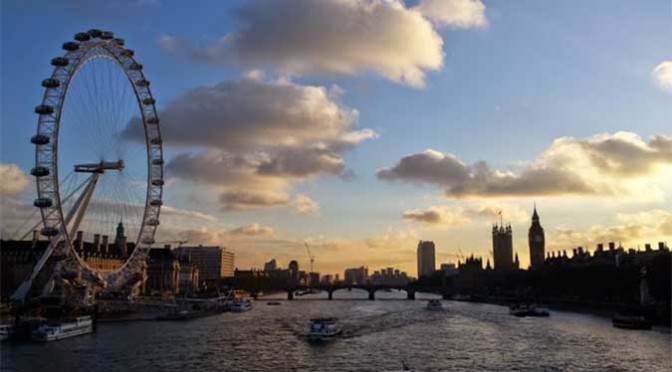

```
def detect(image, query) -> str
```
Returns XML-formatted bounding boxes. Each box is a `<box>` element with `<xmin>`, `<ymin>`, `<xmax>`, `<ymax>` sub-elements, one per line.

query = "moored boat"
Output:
<box><xmin>509</xmin><ymin>304</ymin><xmax>550</xmax><ymax>317</ymax></box>
<box><xmin>307</xmin><ymin>317</ymin><xmax>342</xmax><ymax>342</ymax></box>
<box><xmin>266</xmin><ymin>301</ymin><xmax>282</xmax><ymax>306</ymax></box>
<box><xmin>0</xmin><ymin>324</ymin><xmax>14</xmax><ymax>342</ymax></box>
<box><xmin>426</xmin><ymin>299</ymin><xmax>445</xmax><ymax>311</ymax></box>
<box><xmin>612</xmin><ymin>315</ymin><xmax>651</xmax><ymax>330</ymax></box>
<box><xmin>31</xmin><ymin>316</ymin><xmax>93</xmax><ymax>342</ymax></box>
<box><xmin>230</xmin><ymin>298</ymin><xmax>253</xmax><ymax>312</ymax></box>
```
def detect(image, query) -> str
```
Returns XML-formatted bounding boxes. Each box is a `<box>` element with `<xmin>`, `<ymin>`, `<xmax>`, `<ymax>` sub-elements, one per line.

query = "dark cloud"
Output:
<box><xmin>402</xmin><ymin>208</ymin><xmax>443</xmax><ymax>224</ymax></box>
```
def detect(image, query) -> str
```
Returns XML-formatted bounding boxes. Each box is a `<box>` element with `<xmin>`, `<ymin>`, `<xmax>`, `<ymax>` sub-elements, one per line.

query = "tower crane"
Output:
<box><xmin>305</xmin><ymin>242</ymin><xmax>315</xmax><ymax>273</ymax></box>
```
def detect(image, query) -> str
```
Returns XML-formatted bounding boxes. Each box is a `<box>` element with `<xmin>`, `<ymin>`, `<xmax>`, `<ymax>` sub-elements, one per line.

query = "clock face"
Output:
<box><xmin>534</xmin><ymin>235</ymin><xmax>543</xmax><ymax>242</ymax></box>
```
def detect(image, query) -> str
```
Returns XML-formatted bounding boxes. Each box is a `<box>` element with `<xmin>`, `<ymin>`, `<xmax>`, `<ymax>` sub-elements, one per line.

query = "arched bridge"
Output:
<box><xmin>229</xmin><ymin>278</ymin><xmax>452</xmax><ymax>300</ymax></box>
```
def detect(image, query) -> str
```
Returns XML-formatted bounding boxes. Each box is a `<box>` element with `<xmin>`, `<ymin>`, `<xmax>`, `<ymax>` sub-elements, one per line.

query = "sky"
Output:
<box><xmin>1</xmin><ymin>0</ymin><xmax>671</xmax><ymax>278</ymax></box>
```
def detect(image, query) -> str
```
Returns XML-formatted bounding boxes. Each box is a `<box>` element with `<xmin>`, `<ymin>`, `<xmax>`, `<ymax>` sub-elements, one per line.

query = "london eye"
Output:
<box><xmin>12</xmin><ymin>29</ymin><xmax>164</xmax><ymax>303</ymax></box>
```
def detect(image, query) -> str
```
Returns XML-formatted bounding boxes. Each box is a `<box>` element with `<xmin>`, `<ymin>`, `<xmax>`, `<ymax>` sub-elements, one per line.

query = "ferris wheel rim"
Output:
<box><xmin>31</xmin><ymin>29</ymin><xmax>163</xmax><ymax>288</ymax></box>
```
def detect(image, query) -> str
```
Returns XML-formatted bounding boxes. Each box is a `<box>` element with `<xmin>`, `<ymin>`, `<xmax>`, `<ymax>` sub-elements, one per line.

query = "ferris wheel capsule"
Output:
<box><xmin>41</xmin><ymin>78</ymin><xmax>60</xmax><ymax>88</ymax></box>
<box><xmin>31</xmin><ymin>134</ymin><xmax>50</xmax><ymax>145</ymax></box>
<box><xmin>74</xmin><ymin>32</ymin><xmax>91</xmax><ymax>42</ymax></box>
<box><xmin>51</xmin><ymin>57</ymin><xmax>69</xmax><ymax>67</ymax></box>
<box><xmin>33</xmin><ymin>198</ymin><xmax>53</xmax><ymax>208</ymax></box>
<box><xmin>40</xmin><ymin>227</ymin><xmax>59</xmax><ymax>237</ymax></box>
<box><xmin>35</xmin><ymin>105</ymin><xmax>54</xmax><ymax>115</ymax></box>
<box><xmin>30</xmin><ymin>166</ymin><xmax>50</xmax><ymax>177</ymax></box>
<box><xmin>87</xmin><ymin>29</ymin><xmax>103</xmax><ymax>38</ymax></box>
<box><xmin>62</xmin><ymin>42</ymin><xmax>79</xmax><ymax>51</ymax></box>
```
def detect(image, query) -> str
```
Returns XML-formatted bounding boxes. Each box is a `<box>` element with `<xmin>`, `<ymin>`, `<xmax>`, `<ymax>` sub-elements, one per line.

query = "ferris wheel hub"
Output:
<box><xmin>74</xmin><ymin>160</ymin><xmax>124</xmax><ymax>173</ymax></box>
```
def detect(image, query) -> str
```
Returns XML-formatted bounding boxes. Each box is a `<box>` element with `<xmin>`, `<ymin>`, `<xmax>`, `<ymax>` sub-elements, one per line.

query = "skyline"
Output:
<box><xmin>1</xmin><ymin>0</ymin><xmax>672</xmax><ymax>276</ymax></box>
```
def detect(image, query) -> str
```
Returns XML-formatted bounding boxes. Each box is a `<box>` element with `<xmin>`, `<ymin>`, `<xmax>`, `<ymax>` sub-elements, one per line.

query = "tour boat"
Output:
<box><xmin>0</xmin><ymin>324</ymin><xmax>14</xmax><ymax>342</ymax></box>
<box><xmin>612</xmin><ymin>315</ymin><xmax>651</xmax><ymax>330</ymax></box>
<box><xmin>509</xmin><ymin>304</ymin><xmax>550</xmax><ymax>317</ymax></box>
<box><xmin>230</xmin><ymin>298</ymin><xmax>253</xmax><ymax>312</ymax></box>
<box><xmin>426</xmin><ymin>299</ymin><xmax>445</xmax><ymax>311</ymax></box>
<box><xmin>307</xmin><ymin>317</ymin><xmax>342</xmax><ymax>342</ymax></box>
<box><xmin>31</xmin><ymin>316</ymin><xmax>93</xmax><ymax>342</ymax></box>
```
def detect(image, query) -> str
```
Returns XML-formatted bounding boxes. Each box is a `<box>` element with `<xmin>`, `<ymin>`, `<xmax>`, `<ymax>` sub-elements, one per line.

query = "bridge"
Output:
<box><xmin>228</xmin><ymin>278</ymin><xmax>452</xmax><ymax>300</ymax></box>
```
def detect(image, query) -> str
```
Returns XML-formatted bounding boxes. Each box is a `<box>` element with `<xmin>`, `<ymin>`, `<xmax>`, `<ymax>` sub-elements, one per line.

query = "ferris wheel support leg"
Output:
<box><xmin>11</xmin><ymin>174</ymin><xmax>101</xmax><ymax>302</ymax></box>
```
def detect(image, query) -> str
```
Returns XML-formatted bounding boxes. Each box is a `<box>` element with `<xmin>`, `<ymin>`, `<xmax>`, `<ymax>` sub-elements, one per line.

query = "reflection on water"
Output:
<box><xmin>2</xmin><ymin>291</ymin><xmax>670</xmax><ymax>372</ymax></box>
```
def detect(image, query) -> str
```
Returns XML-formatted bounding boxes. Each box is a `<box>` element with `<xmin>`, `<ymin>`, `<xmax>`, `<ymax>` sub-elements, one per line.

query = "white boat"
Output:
<box><xmin>31</xmin><ymin>316</ymin><xmax>93</xmax><ymax>342</ymax></box>
<box><xmin>0</xmin><ymin>324</ymin><xmax>14</xmax><ymax>341</ymax></box>
<box><xmin>426</xmin><ymin>299</ymin><xmax>445</xmax><ymax>311</ymax></box>
<box><xmin>230</xmin><ymin>298</ymin><xmax>253</xmax><ymax>312</ymax></box>
<box><xmin>307</xmin><ymin>317</ymin><xmax>342</xmax><ymax>342</ymax></box>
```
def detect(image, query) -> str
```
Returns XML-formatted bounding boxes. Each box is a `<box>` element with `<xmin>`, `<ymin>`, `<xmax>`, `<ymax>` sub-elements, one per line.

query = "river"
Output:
<box><xmin>2</xmin><ymin>290</ymin><xmax>670</xmax><ymax>371</ymax></box>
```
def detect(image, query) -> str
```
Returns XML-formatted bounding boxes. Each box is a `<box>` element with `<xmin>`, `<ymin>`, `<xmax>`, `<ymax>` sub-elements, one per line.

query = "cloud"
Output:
<box><xmin>378</xmin><ymin>132</ymin><xmax>672</xmax><ymax>199</ymax></box>
<box><xmin>228</xmin><ymin>223</ymin><xmax>275</xmax><ymax>237</ymax></box>
<box><xmin>176</xmin><ymin>223</ymin><xmax>275</xmax><ymax>245</ymax></box>
<box><xmin>402</xmin><ymin>203</ymin><xmax>528</xmax><ymax>228</ymax></box>
<box><xmin>402</xmin><ymin>206</ymin><xmax>469</xmax><ymax>226</ymax></box>
<box><xmin>415</xmin><ymin>0</ymin><xmax>487</xmax><ymax>29</ymax></box>
<box><xmin>293</xmin><ymin>194</ymin><xmax>319</xmax><ymax>215</ymax></box>
<box><xmin>126</xmin><ymin>77</ymin><xmax>375</xmax><ymax>212</ymax></box>
<box><xmin>652</xmin><ymin>60</ymin><xmax>672</xmax><ymax>93</ymax></box>
<box><xmin>159</xmin><ymin>0</ymin><xmax>448</xmax><ymax>88</ymax></box>
<box><xmin>0</xmin><ymin>164</ymin><xmax>30</xmax><ymax>196</ymax></box>
<box><xmin>549</xmin><ymin>210</ymin><xmax>672</xmax><ymax>252</ymax></box>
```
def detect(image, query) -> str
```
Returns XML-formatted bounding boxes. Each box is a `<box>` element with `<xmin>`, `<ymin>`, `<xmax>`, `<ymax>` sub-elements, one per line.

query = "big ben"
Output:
<box><xmin>528</xmin><ymin>205</ymin><xmax>545</xmax><ymax>268</ymax></box>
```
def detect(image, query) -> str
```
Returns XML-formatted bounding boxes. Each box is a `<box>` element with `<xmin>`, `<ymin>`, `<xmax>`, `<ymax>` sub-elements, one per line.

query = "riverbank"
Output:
<box><xmin>457</xmin><ymin>294</ymin><xmax>671</xmax><ymax>327</ymax></box>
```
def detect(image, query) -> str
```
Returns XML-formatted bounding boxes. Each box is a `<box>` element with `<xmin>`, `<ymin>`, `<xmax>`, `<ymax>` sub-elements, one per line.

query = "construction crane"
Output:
<box><xmin>304</xmin><ymin>242</ymin><xmax>315</xmax><ymax>273</ymax></box>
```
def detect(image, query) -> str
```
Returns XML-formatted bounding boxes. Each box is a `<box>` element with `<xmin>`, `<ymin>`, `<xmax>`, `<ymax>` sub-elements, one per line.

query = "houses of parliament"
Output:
<box><xmin>492</xmin><ymin>206</ymin><xmax>545</xmax><ymax>271</ymax></box>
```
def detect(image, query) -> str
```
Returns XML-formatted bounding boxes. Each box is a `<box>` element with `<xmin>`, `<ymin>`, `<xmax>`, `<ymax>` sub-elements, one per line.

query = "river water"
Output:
<box><xmin>2</xmin><ymin>290</ymin><xmax>670</xmax><ymax>371</ymax></box>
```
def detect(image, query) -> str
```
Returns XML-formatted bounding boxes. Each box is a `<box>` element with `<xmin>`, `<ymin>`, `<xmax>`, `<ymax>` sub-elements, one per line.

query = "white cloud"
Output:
<box><xmin>652</xmin><ymin>60</ymin><xmax>672</xmax><ymax>93</ymax></box>
<box><xmin>123</xmin><ymin>77</ymin><xmax>375</xmax><ymax>212</ymax></box>
<box><xmin>378</xmin><ymin>132</ymin><xmax>672</xmax><ymax>199</ymax></box>
<box><xmin>415</xmin><ymin>0</ymin><xmax>488</xmax><ymax>29</ymax></box>
<box><xmin>293</xmin><ymin>194</ymin><xmax>319</xmax><ymax>215</ymax></box>
<box><xmin>0</xmin><ymin>164</ymin><xmax>30</xmax><ymax>196</ymax></box>
<box><xmin>158</xmin><ymin>0</ymin><xmax>448</xmax><ymax>88</ymax></box>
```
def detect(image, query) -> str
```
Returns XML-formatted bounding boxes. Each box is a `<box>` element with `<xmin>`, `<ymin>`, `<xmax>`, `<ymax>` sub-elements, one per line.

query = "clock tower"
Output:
<box><xmin>528</xmin><ymin>205</ymin><xmax>545</xmax><ymax>268</ymax></box>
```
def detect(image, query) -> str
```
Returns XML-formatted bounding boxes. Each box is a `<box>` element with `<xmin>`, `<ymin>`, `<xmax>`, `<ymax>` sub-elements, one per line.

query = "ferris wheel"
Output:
<box><xmin>12</xmin><ymin>29</ymin><xmax>164</xmax><ymax>302</ymax></box>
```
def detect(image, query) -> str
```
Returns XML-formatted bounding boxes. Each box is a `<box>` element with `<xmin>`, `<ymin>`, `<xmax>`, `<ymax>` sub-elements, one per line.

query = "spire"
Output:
<box><xmin>532</xmin><ymin>203</ymin><xmax>539</xmax><ymax>221</ymax></box>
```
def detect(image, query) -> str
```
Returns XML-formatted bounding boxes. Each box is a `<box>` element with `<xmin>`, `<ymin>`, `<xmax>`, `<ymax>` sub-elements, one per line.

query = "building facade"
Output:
<box><xmin>288</xmin><ymin>260</ymin><xmax>299</xmax><ymax>284</ymax></box>
<box><xmin>174</xmin><ymin>246</ymin><xmax>235</xmax><ymax>289</ymax></box>
<box><xmin>417</xmin><ymin>240</ymin><xmax>436</xmax><ymax>278</ymax></box>
<box><xmin>492</xmin><ymin>224</ymin><xmax>514</xmax><ymax>271</ymax></box>
<box><xmin>528</xmin><ymin>206</ymin><xmax>545</xmax><ymax>268</ymax></box>
<box><xmin>343</xmin><ymin>266</ymin><xmax>368</xmax><ymax>285</ymax></box>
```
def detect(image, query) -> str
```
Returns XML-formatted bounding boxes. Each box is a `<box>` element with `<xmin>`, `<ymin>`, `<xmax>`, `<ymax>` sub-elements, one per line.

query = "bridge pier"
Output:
<box><xmin>328</xmin><ymin>290</ymin><xmax>333</xmax><ymax>300</ymax></box>
<box><xmin>368</xmin><ymin>290</ymin><xmax>375</xmax><ymax>300</ymax></box>
<box><xmin>407</xmin><ymin>290</ymin><xmax>415</xmax><ymax>300</ymax></box>
<box><xmin>287</xmin><ymin>290</ymin><xmax>294</xmax><ymax>300</ymax></box>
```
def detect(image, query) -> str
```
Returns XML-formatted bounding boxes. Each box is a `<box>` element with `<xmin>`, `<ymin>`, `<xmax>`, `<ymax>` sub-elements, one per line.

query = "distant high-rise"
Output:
<box><xmin>289</xmin><ymin>260</ymin><xmax>299</xmax><ymax>283</ymax></box>
<box><xmin>528</xmin><ymin>206</ymin><xmax>545</xmax><ymax>268</ymax></box>
<box><xmin>492</xmin><ymin>223</ymin><xmax>514</xmax><ymax>270</ymax></box>
<box><xmin>417</xmin><ymin>241</ymin><xmax>436</xmax><ymax>278</ymax></box>
<box><xmin>114</xmin><ymin>221</ymin><xmax>127</xmax><ymax>256</ymax></box>
<box><xmin>264</xmin><ymin>258</ymin><xmax>278</xmax><ymax>272</ymax></box>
